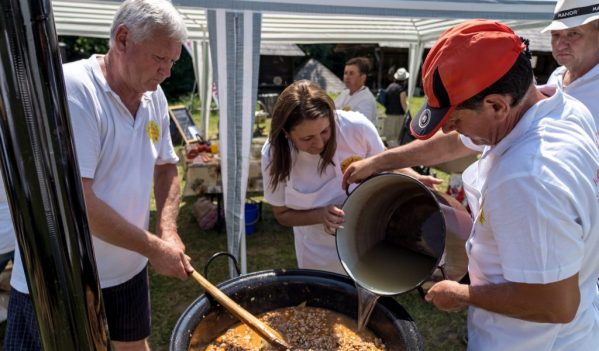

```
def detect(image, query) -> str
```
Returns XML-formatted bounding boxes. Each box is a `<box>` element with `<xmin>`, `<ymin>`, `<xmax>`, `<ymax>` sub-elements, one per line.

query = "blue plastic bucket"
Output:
<box><xmin>245</xmin><ymin>202</ymin><xmax>259</xmax><ymax>235</ymax></box>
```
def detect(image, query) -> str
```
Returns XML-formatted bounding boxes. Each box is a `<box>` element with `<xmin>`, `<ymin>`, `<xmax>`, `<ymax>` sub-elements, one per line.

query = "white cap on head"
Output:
<box><xmin>541</xmin><ymin>0</ymin><xmax>599</xmax><ymax>32</ymax></box>
<box><xmin>393</xmin><ymin>67</ymin><xmax>410</xmax><ymax>80</ymax></box>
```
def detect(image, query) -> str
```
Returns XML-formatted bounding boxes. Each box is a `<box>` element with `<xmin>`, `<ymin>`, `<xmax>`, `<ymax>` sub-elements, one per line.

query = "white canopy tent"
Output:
<box><xmin>50</xmin><ymin>0</ymin><xmax>556</xmax><ymax>276</ymax></box>
<box><xmin>52</xmin><ymin>0</ymin><xmax>554</xmax><ymax>110</ymax></box>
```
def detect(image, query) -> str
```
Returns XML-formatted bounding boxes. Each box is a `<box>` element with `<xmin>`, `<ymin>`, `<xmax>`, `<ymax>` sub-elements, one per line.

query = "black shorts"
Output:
<box><xmin>3</xmin><ymin>288</ymin><xmax>42</xmax><ymax>351</ymax></box>
<box><xmin>3</xmin><ymin>266</ymin><xmax>150</xmax><ymax>350</ymax></box>
<box><xmin>102</xmin><ymin>265</ymin><xmax>151</xmax><ymax>341</ymax></box>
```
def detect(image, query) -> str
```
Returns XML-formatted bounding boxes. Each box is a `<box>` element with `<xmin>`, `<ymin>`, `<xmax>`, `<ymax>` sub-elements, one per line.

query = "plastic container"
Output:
<box><xmin>244</xmin><ymin>202</ymin><xmax>259</xmax><ymax>235</ymax></box>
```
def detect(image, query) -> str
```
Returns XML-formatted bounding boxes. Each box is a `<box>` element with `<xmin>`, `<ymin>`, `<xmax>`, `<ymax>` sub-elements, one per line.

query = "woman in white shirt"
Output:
<box><xmin>261</xmin><ymin>80</ymin><xmax>385</xmax><ymax>273</ymax></box>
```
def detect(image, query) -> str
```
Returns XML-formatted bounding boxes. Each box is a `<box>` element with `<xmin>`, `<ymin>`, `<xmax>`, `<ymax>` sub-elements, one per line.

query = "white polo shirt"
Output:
<box><xmin>462</xmin><ymin>90</ymin><xmax>599</xmax><ymax>351</ymax></box>
<box><xmin>544</xmin><ymin>62</ymin><xmax>599</xmax><ymax>126</ymax></box>
<box><xmin>335</xmin><ymin>87</ymin><xmax>378</xmax><ymax>126</ymax></box>
<box><xmin>11</xmin><ymin>55</ymin><xmax>179</xmax><ymax>292</ymax></box>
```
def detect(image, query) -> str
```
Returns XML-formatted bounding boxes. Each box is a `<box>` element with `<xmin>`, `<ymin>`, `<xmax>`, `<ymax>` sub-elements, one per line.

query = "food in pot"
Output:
<box><xmin>190</xmin><ymin>305</ymin><xmax>386</xmax><ymax>350</ymax></box>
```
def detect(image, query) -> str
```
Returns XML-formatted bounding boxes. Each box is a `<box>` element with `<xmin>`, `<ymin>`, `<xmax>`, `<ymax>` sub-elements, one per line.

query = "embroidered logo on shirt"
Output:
<box><xmin>341</xmin><ymin>155</ymin><xmax>363</xmax><ymax>173</ymax></box>
<box><xmin>146</xmin><ymin>121</ymin><xmax>160</xmax><ymax>143</ymax></box>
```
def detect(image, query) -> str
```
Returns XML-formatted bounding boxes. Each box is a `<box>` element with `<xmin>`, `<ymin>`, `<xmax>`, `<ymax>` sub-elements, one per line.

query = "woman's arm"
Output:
<box><xmin>271</xmin><ymin>204</ymin><xmax>344</xmax><ymax>235</ymax></box>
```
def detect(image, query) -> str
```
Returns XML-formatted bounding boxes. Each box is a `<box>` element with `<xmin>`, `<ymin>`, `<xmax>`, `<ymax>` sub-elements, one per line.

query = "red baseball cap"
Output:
<box><xmin>410</xmin><ymin>19</ymin><xmax>526</xmax><ymax>140</ymax></box>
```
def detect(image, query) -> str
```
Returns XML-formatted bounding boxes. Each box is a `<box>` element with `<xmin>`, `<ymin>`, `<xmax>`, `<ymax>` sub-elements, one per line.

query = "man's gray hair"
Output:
<box><xmin>109</xmin><ymin>0</ymin><xmax>187</xmax><ymax>47</ymax></box>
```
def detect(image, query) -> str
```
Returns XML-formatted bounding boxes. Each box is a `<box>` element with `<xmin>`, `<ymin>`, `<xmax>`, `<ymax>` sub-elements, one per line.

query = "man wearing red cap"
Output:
<box><xmin>345</xmin><ymin>19</ymin><xmax>599</xmax><ymax>350</ymax></box>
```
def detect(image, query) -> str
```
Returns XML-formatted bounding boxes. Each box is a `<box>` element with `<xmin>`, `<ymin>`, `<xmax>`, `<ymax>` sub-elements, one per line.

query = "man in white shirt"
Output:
<box><xmin>4</xmin><ymin>1</ymin><xmax>193</xmax><ymax>350</ymax></box>
<box><xmin>346</xmin><ymin>19</ymin><xmax>599</xmax><ymax>350</ymax></box>
<box><xmin>540</xmin><ymin>0</ymin><xmax>599</xmax><ymax>125</ymax></box>
<box><xmin>335</xmin><ymin>57</ymin><xmax>378</xmax><ymax>125</ymax></box>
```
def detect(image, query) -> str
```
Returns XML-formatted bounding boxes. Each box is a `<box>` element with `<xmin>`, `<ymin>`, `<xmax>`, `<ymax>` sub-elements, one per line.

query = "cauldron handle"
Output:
<box><xmin>204</xmin><ymin>251</ymin><xmax>241</xmax><ymax>279</ymax></box>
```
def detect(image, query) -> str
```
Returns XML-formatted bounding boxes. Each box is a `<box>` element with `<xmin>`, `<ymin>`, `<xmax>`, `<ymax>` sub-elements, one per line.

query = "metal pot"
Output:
<box><xmin>337</xmin><ymin>173</ymin><xmax>472</xmax><ymax>296</ymax></box>
<box><xmin>170</xmin><ymin>269</ymin><xmax>423</xmax><ymax>350</ymax></box>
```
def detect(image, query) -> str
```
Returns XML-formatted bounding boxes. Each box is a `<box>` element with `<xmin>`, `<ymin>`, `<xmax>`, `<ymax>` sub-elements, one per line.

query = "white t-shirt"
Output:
<box><xmin>462</xmin><ymin>90</ymin><xmax>599</xmax><ymax>351</ymax></box>
<box><xmin>543</xmin><ymin>63</ymin><xmax>599</xmax><ymax>126</ymax></box>
<box><xmin>11</xmin><ymin>55</ymin><xmax>179</xmax><ymax>292</ymax></box>
<box><xmin>261</xmin><ymin>110</ymin><xmax>384</xmax><ymax>273</ymax></box>
<box><xmin>334</xmin><ymin>87</ymin><xmax>378</xmax><ymax>126</ymax></box>
<box><xmin>0</xmin><ymin>172</ymin><xmax>15</xmax><ymax>255</ymax></box>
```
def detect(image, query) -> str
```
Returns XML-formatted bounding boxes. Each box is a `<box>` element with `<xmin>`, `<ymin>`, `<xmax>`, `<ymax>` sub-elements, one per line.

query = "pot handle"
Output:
<box><xmin>203</xmin><ymin>251</ymin><xmax>241</xmax><ymax>279</ymax></box>
<box><xmin>417</xmin><ymin>265</ymin><xmax>448</xmax><ymax>299</ymax></box>
<box><xmin>345</xmin><ymin>174</ymin><xmax>378</xmax><ymax>197</ymax></box>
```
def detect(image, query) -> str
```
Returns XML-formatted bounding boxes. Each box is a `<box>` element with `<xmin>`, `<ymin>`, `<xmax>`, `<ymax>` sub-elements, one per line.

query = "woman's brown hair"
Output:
<box><xmin>266</xmin><ymin>80</ymin><xmax>337</xmax><ymax>191</ymax></box>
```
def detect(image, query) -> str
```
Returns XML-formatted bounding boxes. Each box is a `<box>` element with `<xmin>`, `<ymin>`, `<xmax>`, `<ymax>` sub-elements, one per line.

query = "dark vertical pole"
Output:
<box><xmin>375</xmin><ymin>47</ymin><xmax>383</xmax><ymax>91</ymax></box>
<box><xmin>0</xmin><ymin>0</ymin><xmax>110</xmax><ymax>350</ymax></box>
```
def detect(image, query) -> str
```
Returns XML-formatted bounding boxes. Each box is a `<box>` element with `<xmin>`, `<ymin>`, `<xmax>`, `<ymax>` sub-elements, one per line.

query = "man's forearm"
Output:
<box><xmin>375</xmin><ymin>131</ymin><xmax>475</xmax><ymax>172</ymax></box>
<box><xmin>154</xmin><ymin>163</ymin><xmax>181</xmax><ymax>235</ymax></box>
<box><xmin>468</xmin><ymin>276</ymin><xmax>580</xmax><ymax>323</ymax></box>
<box><xmin>82</xmin><ymin>179</ymin><xmax>160</xmax><ymax>257</ymax></box>
<box><xmin>427</xmin><ymin>275</ymin><xmax>580</xmax><ymax>324</ymax></box>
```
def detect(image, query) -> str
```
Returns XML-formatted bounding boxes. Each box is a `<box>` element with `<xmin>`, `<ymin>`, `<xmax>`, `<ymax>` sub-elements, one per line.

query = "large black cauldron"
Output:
<box><xmin>170</xmin><ymin>269</ymin><xmax>423</xmax><ymax>350</ymax></box>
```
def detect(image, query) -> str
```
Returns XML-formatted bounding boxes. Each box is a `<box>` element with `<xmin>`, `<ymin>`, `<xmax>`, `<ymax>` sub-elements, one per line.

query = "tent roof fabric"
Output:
<box><xmin>51</xmin><ymin>0</ymin><xmax>553</xmax><ymax>45</ymax></box>
<box><xmin>381</xmin><ymin>27</ymin><xmax>552</xmax><ymax>52</ymax></box>
<box><xmin>260</xmin><ymin>43</ymin><xmax>305</xmax><ymax>56</ymax></box>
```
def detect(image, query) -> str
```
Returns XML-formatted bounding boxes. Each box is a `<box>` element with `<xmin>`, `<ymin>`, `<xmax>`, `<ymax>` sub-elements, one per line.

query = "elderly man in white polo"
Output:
<box><xmin>540</xmin><ymin>0</ymin><xmax>599</xmax><ymax>125</ymax></box>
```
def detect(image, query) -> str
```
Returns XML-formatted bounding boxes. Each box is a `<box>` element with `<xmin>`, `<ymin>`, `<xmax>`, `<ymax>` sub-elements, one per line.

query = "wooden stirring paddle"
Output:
<box><xmin>191</xmin><ymin>270</ymin><xmax>291</xmax><ymax>350</ymax></box>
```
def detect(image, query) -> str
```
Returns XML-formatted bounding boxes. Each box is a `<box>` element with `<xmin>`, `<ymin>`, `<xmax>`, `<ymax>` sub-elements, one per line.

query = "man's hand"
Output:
<box><xmin>148</xmin><ymin>238</ymin><xmax>194</xmax><ymax>280</ymax></box>
<box><xmin>159</xmin><ymin>228</ymin><xmax>186</xmax><ymax>252</ymax></box>
<box><xmin>415</xmin><ymin>174</ymin><xmax>444</xmax><ymax>190</ymax></box>
<box><xmin>425</xmin><ymin>280</ymin><xmax>469</xmax><ymax>312</ymax></box>
<box><xmin>342</xmin><ymin>158</ymin><xmax>378</xmax><ymax>191</ymax></box>
<box><xmin>321</xmin><ymin>204</ymin><xmax>345</xmax><ymax>235</ymax></box>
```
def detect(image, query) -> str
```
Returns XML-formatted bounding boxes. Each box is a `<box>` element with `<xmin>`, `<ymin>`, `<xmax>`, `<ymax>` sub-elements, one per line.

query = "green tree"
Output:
<box><xmin>60</xmin><ymin>36</ymin><xmax>109</xmax><ymax>62</ymax></box>
<box><xmin>59</xmin><ymin>36</ymin><xmax>195</xmax><ymax>103</ymax></box>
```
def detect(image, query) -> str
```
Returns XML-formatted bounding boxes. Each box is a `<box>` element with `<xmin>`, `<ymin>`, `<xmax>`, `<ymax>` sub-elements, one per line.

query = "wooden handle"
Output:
<box><xmin>191</xmin><ymin>271</ymin><xmax>290</xmax><ymax>350</ymax></box>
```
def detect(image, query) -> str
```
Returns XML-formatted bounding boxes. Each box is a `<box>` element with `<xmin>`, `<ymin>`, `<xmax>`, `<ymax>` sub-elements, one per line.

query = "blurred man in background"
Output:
<box><xmin>335</xmin><ymin>57</ymin><xmax>378</xmax><ymax>125</ymax></box>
